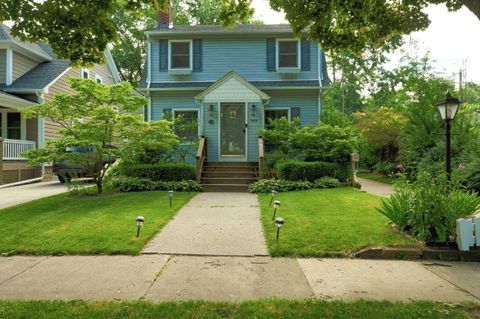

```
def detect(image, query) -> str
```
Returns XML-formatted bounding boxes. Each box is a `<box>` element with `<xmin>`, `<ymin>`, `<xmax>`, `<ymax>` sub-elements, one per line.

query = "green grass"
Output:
<box><xmin>0</xmin><ymin>191</ymin><xmax>195</xmax><ymax>255</ymax></box>
<box><xmin>357</xmin><ymin>173</ymin><xmax>394</xmax><ymax>185</ymax></box>
<box><xmin>0</xmin><ymin>300</ymin><xmax>477</xmax><ymax>319</ymax></box>
<box><xmin>259</xmin><ymin>188</ymin><xmax>417</xmax><ymax>257</ymax></box>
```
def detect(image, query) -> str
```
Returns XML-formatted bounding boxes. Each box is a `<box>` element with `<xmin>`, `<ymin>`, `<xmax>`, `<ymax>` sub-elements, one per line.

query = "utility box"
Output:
<box><xmin>474</xmin><ymin>216</ymin><xmax>480</xmax><ymax>246</ymax></box>
<box><xmin>456</xmin><ymin>218</ymin><xmax>474</xmax><ymax>251</ymax></box>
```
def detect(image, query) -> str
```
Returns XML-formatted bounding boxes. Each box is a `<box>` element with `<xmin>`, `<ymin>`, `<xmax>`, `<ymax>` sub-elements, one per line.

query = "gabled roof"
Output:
<box><xmin>0</xmin><ymin>24</ymin><xmax>52</xmax><ymax>61</ymax></box>
<box><xmin>195</xmin><ymin>71</ymin><xmax>270</xmax><ymax>101</ymax></box>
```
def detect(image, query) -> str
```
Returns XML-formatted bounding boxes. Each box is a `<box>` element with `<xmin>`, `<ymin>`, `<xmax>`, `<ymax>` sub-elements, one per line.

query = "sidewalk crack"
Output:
<box><xmin>139</xmin><ymin>255</ymin><xmax>173</xmax><ymax>300</ymax></box>
<box><xmin>0</xmin><ymin>256</ymin><xmax>50</xmax><ymax>286</ymax></box>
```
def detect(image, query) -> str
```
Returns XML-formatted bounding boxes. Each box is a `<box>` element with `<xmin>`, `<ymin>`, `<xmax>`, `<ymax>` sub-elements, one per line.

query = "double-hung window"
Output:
<box><xmin>170</xmin><ymin>41</ymin><xmax>192</xmax><ymax>70</ymax></box>
<box><xmin>174</xmin><ymin>110</ymin><xmax>198</xmax><ymax>142</ymax></box>
<box><xmin>264</xmin><ymin>109</ymin><xmax>290</xmax><ymax>129</ymax></box>
<box><xmin>7</xmin><ymin>113</ymin><xmax>21</xmax><ymax>139</ymax></box>
<box><xmin>277</xmin><ymin>40</ymin><xmax>300</xmax><ymax>69</ymax></box>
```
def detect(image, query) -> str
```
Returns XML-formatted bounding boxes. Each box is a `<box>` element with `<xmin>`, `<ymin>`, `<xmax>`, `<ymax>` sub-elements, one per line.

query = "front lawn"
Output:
<box><xmin>0</xmin><ymin>300</ymin><xmax>475</xmax><ymax>319</ymax></box>
<box><xmin>0</xmin><ymin>191</ymin><xmax>195</xmax><ymax>255</ymax></box>
<box><xmin>258</xmin><ymin>188</ymin><xmax>417</xmax><ymax>257</ymax></box>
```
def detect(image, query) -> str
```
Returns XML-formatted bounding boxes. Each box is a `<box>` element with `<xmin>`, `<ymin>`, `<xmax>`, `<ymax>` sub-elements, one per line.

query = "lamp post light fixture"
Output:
<box><xmin>275</xmin><ymin>217</ymin><xmax>284</xmax><ymax>240</ymax></box>
<box><xmin>135</xmin><ymin>216</ymin><xmax>145</xmax><ymax>237</ymax></box>
<box><xmin>168</xmin><ymin>190</ymin><xmax>174</xmax><ymax>208</ymax></box>
<box><xmin>272</xmin><ymin>200</ymin><xmax>281</xmax><ymax>220</ymax></box>
<box><xmin>437</xmin><ymin>92</ymin><xmax>461</xmax><ymax>181</ymax></box>
<box><xmin>269</xmin><ymin>190</ymin><xmax>278</xmax><ymax>206</ymax></box>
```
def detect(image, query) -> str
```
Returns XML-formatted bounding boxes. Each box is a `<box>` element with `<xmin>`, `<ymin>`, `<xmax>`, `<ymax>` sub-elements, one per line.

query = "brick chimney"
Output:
<box><xmin>157</xmin><ymin>1</ymin><xmax>173</xmax><ymax>29</ymax></box>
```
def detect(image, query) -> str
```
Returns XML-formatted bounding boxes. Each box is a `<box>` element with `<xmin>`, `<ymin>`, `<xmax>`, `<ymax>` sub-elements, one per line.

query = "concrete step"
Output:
<box><xmin>202</xmin><ymin>171</ymin><xmax>258</xmax><ymax>178</ymax></box>
<box><xmin>204</xmin><ymin>166</ymin><xmax>259</xmax><ymax>172</ymax></box>
<box><xmin>202</xmin><ymin>184</ymin><xmax>250</xmax><ymax>192</ymax></box>
<box><xmin>201</xmin><ymin>177</ymin><xmax>258</xmax><ymax>185</ymax></box>
<box><xmin>204</xmin><ymin>161</ymin><xmax>258</xmax><ymax>167</ymax></box>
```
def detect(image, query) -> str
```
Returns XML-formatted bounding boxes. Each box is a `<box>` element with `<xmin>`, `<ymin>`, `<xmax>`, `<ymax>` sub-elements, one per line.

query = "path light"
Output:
<box><xmin>188</xmin><ymin>179</ymin><xmax>193</xmax><ymax>194</ymax></box>
<box><xmin>135</xmin><ymin>216</ymin><xmax>144</xmax><ymax>237</ymax></box>
<box><xmin>275</xmin><ymin>217</ymin><xmax>284</xmax><ymax>240</ymax></box>
<box><xmin>269</xmin><ymin>190</ymin><xmax>277</xmax><ymax>206</ymax></box>
<box><xmin>168</xmin><ymin>190</ymin><xmax>174</xmax><ymax>208</ymax></box>
<box><xmin>272</xmin><ymin>200</ymin><xmax>281</xmax><ymax>220</ymax></box>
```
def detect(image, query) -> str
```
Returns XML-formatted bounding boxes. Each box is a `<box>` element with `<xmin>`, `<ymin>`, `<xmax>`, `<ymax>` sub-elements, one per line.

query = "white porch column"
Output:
<box><xmin>6</xmin><ymin>48</ymin><xmax>13</xmax><ymax>85</ymax></box>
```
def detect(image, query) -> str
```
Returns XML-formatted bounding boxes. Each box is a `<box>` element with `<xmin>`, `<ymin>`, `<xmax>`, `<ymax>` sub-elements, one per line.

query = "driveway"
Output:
<box><xmin>357</xmin><ymin>177</ymin><xmax>393</xmax><ymax>197</ymax></box>
<box><xmin>0</xmin><ymin>181</ymin><xmax>67</xmax><ymax>209</ymax></box>
<box><xmin>142</xmin><ymin>192</ymin><xmax>269</xmax><ymax>256</ymax></box>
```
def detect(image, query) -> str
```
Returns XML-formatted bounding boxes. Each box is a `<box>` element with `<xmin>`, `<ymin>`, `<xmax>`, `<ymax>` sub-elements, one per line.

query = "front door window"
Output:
<box><xmin>220</xmin><ymin>103</ymin><xmax>245</xmax><ymax>157</ymax></box>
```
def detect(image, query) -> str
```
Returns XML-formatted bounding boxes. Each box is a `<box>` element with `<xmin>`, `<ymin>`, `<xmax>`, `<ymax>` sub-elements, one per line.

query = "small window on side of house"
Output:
<box><xmin>95</xmin><ymin>75</ymin><xmax>103</xmax><ymax>84</ymax></box>
<box><xmin>81</xmin><ymin>68</ymin><xmax>89</xmax><ymax>79</ymax></box>
<box><xmin>170</xmin><ymin>41</ymin><xmax>191</xmax><ymax>69</ymax></box>
<box><xmin>264</xmin><ymin>109</ymin><xmax>289</xmax><ymax>129</ymax></box>
<box><xmin>7</xmin><ymin>112</ymin><xmax>21</xmax><ymax>140</ymax></box>
<box><xmin>277</xmin><ymin>40</ymin><xmax>299</xmax><ymax>69</ymax></box>
<box><xmin>174</xmin><ymin>110</ymin><xmax>198</xmax><ymax>142</ymax></box>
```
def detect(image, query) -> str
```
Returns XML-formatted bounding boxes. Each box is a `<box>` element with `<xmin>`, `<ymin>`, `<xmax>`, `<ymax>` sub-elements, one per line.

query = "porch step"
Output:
<box><xmin>201</xmin><ymin>161</ymin><xmax>259</xmax><ymax>192</ymax></box>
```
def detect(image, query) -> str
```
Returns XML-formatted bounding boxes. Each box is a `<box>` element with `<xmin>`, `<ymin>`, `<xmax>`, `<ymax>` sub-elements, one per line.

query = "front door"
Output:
<box><xmin>220</xmin><ymin>103</ymin><xmax>246</xmax><ymax>158</ymax></box>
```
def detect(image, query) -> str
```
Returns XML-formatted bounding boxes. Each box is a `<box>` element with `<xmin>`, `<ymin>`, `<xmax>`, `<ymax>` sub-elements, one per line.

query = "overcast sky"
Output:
<box><xmin>252</xmin><ymin>0</ymin><xmax>480</xmax><ymax>84</ymax></box>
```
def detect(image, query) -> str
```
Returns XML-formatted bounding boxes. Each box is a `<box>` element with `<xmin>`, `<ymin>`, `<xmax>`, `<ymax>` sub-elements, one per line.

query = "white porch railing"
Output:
<box><xmin>3</xmin><ymin>139</ymin><xmax>36</xmax><ymax>160</ymax></box>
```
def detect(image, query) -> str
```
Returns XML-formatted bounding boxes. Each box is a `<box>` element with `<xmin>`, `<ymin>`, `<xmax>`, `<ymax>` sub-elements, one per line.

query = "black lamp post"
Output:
<box><xmin>437</xmin><ymin>92</ymin><xmax>460</xmax><ymax>181</ymax></box>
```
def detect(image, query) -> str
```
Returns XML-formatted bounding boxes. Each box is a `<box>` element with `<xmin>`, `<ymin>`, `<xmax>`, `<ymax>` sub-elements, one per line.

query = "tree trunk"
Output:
<box><xmin>461</xmin><ymin>0</ymin><xmax>480</xmax><ymax>21</ymax></box>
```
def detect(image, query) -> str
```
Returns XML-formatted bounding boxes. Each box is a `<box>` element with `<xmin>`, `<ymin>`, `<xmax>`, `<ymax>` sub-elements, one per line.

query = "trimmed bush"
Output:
<box><xmin>121</xmin><ymin>163</ymin><xmax>195</xmax><ymax>181</ymax></box>
<box><xmin>248</xmin><ymin>178</ymin><xmax>340</xmax><ymax>193</ymax></box>
<box><xmin>276</xmin><ymin>160</ymin><xmax>351</xmax><ymax>182</ymax></box>
<box><xmin>108</xmin><ymin>176</ymin><xmax>202</xmax><ymax>192</ymax></box>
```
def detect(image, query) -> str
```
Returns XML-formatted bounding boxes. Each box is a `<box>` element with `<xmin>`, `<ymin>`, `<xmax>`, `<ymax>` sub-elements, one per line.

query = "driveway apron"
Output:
<box><xmin>142</xmin><ymin>192</ymin><xmax>269</xmax><ymax>256</ymax></box>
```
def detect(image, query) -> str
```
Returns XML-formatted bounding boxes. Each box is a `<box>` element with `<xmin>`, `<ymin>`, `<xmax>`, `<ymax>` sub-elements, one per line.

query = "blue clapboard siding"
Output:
<box><xmin>264</xmin><ymin>90</ymin><xmax>319</xmax><ymax>127</ymax></box>
<box><xmin>247</xmin><ymin>101</ymin><xmax>262</xmax><ymax>161</ymax></box>
<box><xmin>203</xmin><ymin>101</ymin><xmax>220</xmax><ymax>161</ymax></box>
<box><xmin>150</xmin><ymin>37</ymin><xmax>318</xmax><ymax>83</ymax></box>
<box><xmin>150</xmin><ymin>91</ymin><xmax>201</xmax><ymax>120</ymax></box>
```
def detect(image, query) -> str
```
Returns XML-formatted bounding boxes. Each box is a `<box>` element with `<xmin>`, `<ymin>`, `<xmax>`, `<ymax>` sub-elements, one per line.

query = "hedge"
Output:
<box><xmin>276</xmin><ymin>160</ymin><xmax>351</xmax><ymax>182</ymax></box>
<box><xmin>108</xmin><ymin>176</ymin><xmax>202</xmax><ymax>192</ymax></box>
<box><xmin>248</xmin><ymin>177</ymin><xmax>341</xmax><ymax>193</ymax></box>
<box><xmin>121</xmin><ymin>163</ymin><xmax>195</xmax><ymax>181</ymax></box>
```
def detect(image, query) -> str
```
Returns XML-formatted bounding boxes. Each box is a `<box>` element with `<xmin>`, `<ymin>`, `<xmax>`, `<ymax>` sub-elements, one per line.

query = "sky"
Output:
<box><xmin>251</xmin><ymin>0</ymin><xmax>480</xmax><ymax>84</ymax></box>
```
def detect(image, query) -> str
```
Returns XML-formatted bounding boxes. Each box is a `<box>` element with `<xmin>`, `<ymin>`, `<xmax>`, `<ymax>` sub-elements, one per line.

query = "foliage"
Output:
<box><xmin>0</xmin><ymin>191</ymin><xmax>195</xmax><ymax>255</ymax></box>
<box><xmin>248</xmin><ymin>177</ymin><xmax>340</xmax><ymax>193</ymax></box>
<box><xmin>276</xmin><ymin>160</ymin><xmax>350</xmax><ymax>182</ymax></box>
<box><xmin>260</xmin><ymin>117</ymin><xmax>300</xmax><ymax>152</ymax></box>
<box><xmin>107</xmin><ymin>176</ymin><xmax>202</xmax><ymax>193</ymax></box>
<box><xmin>377</xmin><ymin>172</ymin><xmax>480</xmax><ymax>242</ymax></box>
<box><xmin>320</xmin><ymin>103</ymin><xmax>353</xmax><ymax>128</ymax></box>
<box><xmin>121</xmin><ymin>163</ymin><xmax>195</xmax><ymax>181</ymax></box>
<box><xmin>373</xmin><ymin>161</ymin><xmax>396</xmax><ymax>177</ymax></box>
<box><xmin>22</xmin><ymin>78</ymin><xmax>178</xmax><ymax>194</ymax></box>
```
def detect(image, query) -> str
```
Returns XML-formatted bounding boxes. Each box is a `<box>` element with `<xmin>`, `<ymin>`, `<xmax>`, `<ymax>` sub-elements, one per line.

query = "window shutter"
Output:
<box><xmin>291</xmin><ymin>107</ymin><xmax>300</xmax><ymax>120</ymax></box>
<box><xmin>159</xmin><ymin>40</ymin><xmax>168</xmax><ymax>71</ymax></box>
<box><xmin>301</xmin><ymin>39</ymin><xmax>310</xmax><ymax>71</ymax></box>
<box><xmin>193</xmin><ymin>39</ymin><xmax>202</xmax><ymax>72</ymax></box>
<box><xmin>266</xmin><ymin>38</ymin><xmax>276</xmax><ymax>71</ymax></box>
<box><xmin>163</xmin><ymin>108</ymin><xmax>172</xmax><ymax>120</ymax></box>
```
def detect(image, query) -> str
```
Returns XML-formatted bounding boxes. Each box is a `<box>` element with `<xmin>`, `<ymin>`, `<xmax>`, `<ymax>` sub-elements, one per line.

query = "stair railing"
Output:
<box><xmin>258</xmin><ymin>136</ymin><xmax>264</xmax><ymax>178</ymax></box>
<box><xmin>196</xmin><ymin>136</ymin><xmax>207</xmax><ymax>182</ymax></box>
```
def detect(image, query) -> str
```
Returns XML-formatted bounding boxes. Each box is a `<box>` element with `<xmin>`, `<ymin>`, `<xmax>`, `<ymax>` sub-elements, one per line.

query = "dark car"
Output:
<box><xmin>53</xmin><ymin>147</ymin><xmax>115</xmax><ymax>183</ymax></box>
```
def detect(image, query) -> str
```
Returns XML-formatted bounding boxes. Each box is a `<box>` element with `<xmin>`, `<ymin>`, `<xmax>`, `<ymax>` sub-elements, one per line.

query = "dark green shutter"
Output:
<box><xmin>266</xmin><ymin>38</ymin><xmax>276</xmax><ymax>71</ymax></box>
<box><xmin>301</xmin><ymin>39</ymin><xmax>310</xmax><ymax>71</ymax></box>
<box><xmin>291</xmin><ymin>107</ymin><xmax>300</xmax><ymax>120</ymax></box>
<box><xmin>163</xmin><ymin>108</ymin><xmax>172</xmax><ymax>120</ymax></box>
<box><xmin>159</xmin><ymin>40</ymin><xmax>168</xmax><ymax>71</ymax></box>
<box><xmin>193</xmin><ymin>39</ymin><xmax>202</xmax><ymax>72</ymax></box>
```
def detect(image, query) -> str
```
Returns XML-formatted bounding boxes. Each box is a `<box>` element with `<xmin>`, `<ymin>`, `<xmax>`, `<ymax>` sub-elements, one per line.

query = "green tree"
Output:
<box><xmin>22</xmin><ymin>78</ymin><xmax>178</xmax><ymax>194</ymax></box>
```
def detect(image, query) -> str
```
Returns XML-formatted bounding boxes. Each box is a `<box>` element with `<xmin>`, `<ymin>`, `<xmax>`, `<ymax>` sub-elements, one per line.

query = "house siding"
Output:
<box><xmin>150</xmin><ymin>36</ymin><xmax>318</xmax><ymax>83</ymax></box>
<box><xmin>12</xmin><ymin>52</ymin><xmax>38</xmax><ymax>81</ymax></box>
<box><xmin>264</xmin><ymin>89</ymin><xmax>319</xmax><ymax>127</ymax></box>
<box><xmin>0</xmin><ymin>49</ymin><xmax>5</xmax><ymax>84</ymax></box>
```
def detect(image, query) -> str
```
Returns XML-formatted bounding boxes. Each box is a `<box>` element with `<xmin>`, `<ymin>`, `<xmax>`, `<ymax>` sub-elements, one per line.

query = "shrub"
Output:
<box><xmin>121</xmin><ymin>163</ymin><xmax>195</xmax><ymax>181</ymax></box>
<box><xmin>276</xmin><ymin>160</ymin><xmax>351</xmax><ymax>182</ymax></box>
<box><xmin>248</xmin><ymin>178</ymin><xmax>340</xmax><ymax>193</ymax></box>
<box><xmin>107</xmin><ymin>176</ymin><xmax>202</xmax><ymax>192</ymax></box>
<box><xmin>373</xmin><ymin>161</ymin><xmax>396</xmax><ymax>176</ymax></box>
<box><xmin>377</xmin><ymin>172</ymin><xmax>480</xmax><ymax>242</ymax></box>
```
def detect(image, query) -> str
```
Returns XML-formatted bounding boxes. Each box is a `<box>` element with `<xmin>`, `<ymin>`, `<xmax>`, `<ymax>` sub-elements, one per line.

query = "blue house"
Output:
<box><xmin>139</xmin><ymin>11</ymin><xmax>330</xmax><ymax>191</ymax></box>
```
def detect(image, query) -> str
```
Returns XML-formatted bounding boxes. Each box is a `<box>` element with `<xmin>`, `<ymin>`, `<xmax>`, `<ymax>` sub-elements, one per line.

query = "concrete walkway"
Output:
<box><xmin>142</xmin><ymin>193</ymin><xmax>269</xmax><ymax>256</ymax></box>
<box><xmin>0</xmin><ymin>256</ymin><xmax>478</xmax><ymax>302</ymax></box>
<box><xmin>357</xmin><ymin>177</ymin><xmax>394</xmax><ymax>197</ymax></box>
<box><xmin>0</xmin><ymin>181</ymin><xmax>67</xmax><ymax>209</ymax></box>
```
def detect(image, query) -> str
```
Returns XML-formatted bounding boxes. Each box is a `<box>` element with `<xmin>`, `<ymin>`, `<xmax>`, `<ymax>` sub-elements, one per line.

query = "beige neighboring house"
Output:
<box><xmin>0</xmin><ymin>23</ymin><xmax>121</xmax><ymax>185</ymax></box>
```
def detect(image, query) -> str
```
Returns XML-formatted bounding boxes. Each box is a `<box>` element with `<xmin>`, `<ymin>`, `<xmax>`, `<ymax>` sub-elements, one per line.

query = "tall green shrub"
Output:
<box><xmin>121</xmin><ymin>163</ymin><xmax>195</xmax><ymax>181</ymax></box>
<box><xmin>276</xmin><ymin>160</ymin><xmax>351</xmax><ymax>182</ymax></box>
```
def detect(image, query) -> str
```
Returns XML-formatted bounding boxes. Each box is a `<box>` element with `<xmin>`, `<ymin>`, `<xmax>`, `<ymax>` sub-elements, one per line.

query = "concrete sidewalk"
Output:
<box><xmin>0</xmin><ymin>180</ymin><xmax>67</xmax><ymax>209</ymax></box>
<box><xmin>357</xmin><ymin>177</ymin><xmax>394</xmax><ymax>197</ymax></box>
<box><xmin>142</xmin><ymin>193</ymin><xmax>268</xmax><ymax>256</ymax></box>
<box><xmin>0</xmin><ymin>256</ymin><xmax>478</xmax><ymax>302</ymax></box>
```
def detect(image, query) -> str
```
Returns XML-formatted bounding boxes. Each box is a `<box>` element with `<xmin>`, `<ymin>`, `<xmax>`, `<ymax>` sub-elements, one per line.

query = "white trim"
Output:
<box><xmin>172</xmin><ymin>108</ymin><xmax>200</xmax><ymax>138</ymax></box>
<box><xmin>37</xmin><ymin>93</ymin><xmax>45</xmax><ymax>149</ymax></box>
<box><xmin>6</xmin><ymin>48</ymin><xmax>13</xmax><ymax>85</ymax></box>
<box><xmin>42</xmin><ymin>67</ymin><xmax>72</xmax><ymax>94</ymax></box>
<box><xmin>81</xmin><ymin>68</ymin><xmax>90</xmax><ymax>79</ymax></box>
<box><xmin>94</xmin><ymin>74</ymin><xmax>103</xmax><ymax>84</ymax></box>
<box><xmin>218</xmin><ymin>102</ymin><xmax>248</xmax><ymax>161</ymax></box>
<box><xmin>147</xmin><ymin>95</ymin><xmax>152</xmax><ymax>121</ymax></box>
<box><xmin>148</xmin><ymin>78</ymin><xmax>319</xmax><ymax>84</ymax></box>
<box><xmin>20</xmin><ymin>113</ymin><xmax>26</xmax><ymax>140</ymax></box>
<box><xmin>103</xmin><ymin>49</ymin><xmax>121</xmax><ymax>83</ymax></box>
<box><xmin>147</xmin><ymin>38</ymin><xmax>152</xmax><ymax>88</ymax></box>
<box><xmin>168</xmin><ymin>39</ymin><xmax>193</xmax><ymax>72</ymax></box>
<box><xmin>276</xmin><ymin>38</ymin><xmax>301</xmax><ymax>71</ymax></box>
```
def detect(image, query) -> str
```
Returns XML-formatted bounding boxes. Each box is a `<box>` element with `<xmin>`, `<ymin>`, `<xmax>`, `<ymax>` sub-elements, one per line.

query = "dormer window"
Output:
<box><xmin>277</xmin><ymin>39</ymin><xmax>300</xmax><ymax>72</ymax></box>
<box><xmin>169</xmin><ymin>40</ymin><xmax>192</xmax><ymax>74</ymax></box>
